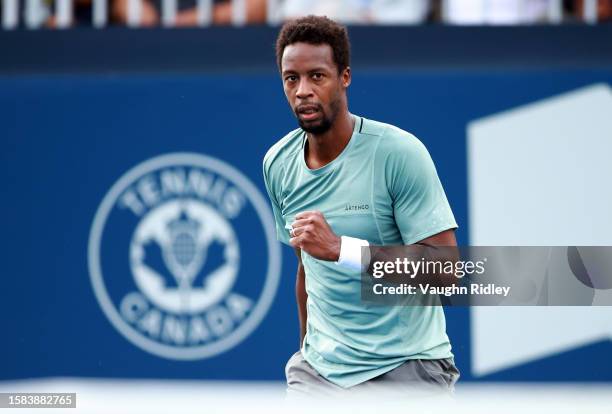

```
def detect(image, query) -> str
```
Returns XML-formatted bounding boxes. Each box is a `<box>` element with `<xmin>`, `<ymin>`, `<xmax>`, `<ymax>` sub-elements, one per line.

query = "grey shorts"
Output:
<box><xmin>285</xmin><ymin>351</ymin><xmax>460</xmax><ymax>397</ymax></box>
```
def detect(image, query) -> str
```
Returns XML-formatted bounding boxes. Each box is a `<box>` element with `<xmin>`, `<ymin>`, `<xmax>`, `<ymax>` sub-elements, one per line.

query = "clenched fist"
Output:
<box><xmin>289</xmin><ymin>211</ymin><xmax>341</xmax><ymax>261</ymax></box>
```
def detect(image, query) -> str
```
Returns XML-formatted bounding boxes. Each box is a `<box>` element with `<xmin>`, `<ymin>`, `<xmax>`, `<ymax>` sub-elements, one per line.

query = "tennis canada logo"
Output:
<box><xmin>88</xmin><ymin>153</ymin><xmax>281</xmax><ymax>360</ymax></box>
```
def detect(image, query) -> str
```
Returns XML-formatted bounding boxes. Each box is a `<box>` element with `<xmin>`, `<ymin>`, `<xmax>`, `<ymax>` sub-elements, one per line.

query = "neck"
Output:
<box><xmin>304</xmin><ymin>110</ymin><xmax>355</xmax><ymax>170</ymax></box>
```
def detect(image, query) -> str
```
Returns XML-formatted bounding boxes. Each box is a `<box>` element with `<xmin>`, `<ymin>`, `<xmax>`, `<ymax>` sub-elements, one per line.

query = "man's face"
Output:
<box><xmin>281</xmin><ymin>42</ymin><xmax>351</xmax><ymax>134</ymax></box>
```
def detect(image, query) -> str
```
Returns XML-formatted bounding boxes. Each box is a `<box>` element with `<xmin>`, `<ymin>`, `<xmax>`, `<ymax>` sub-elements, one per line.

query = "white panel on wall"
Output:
<box><xmin>467</xmin><ymin>84</ymin><xmax>612</xmax><ymax>377</ymax></box>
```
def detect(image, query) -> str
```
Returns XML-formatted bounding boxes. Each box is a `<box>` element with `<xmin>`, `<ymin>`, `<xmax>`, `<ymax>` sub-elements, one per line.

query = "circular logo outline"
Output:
<box><xmin>88</xmin><ymin>152</ymin><xmax>281</xmax><ymax>360</ymax></box>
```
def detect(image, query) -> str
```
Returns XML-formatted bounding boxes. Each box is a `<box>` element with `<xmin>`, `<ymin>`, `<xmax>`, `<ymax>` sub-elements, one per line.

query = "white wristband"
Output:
<box><xmin>335</xmin><ymin>236</ymin><xmax>369</xmax><ymax>272</ymax></box>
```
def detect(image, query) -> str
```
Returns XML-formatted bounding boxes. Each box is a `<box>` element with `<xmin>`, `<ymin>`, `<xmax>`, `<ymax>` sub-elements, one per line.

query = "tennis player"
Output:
<box><xmin>263</xmin><ymin>15</ymin><xmax>460</xmax><ymax>395</ymax></box>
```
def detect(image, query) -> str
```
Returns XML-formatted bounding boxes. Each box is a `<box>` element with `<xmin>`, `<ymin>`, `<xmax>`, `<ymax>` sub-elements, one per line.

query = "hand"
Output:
<box><xmin>289</xmin><ymin>211</ymin><xmax>341</xmax><ymax>261</ymax></box>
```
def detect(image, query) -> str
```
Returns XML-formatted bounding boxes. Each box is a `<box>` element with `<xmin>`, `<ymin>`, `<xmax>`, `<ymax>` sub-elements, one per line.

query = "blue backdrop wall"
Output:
<box><xmin>1</xmin><ymin>26</ymin><xmax>611</xmax><ymax>383</ymax></box>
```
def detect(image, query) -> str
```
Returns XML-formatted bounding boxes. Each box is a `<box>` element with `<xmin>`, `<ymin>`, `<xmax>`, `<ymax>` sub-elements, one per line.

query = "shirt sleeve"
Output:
<box><xmin>385</xmin><ymin>134</ymin><xmax>458</xmax><ymax>245</ymax></box>
<box><xmin>262</xmin><ymin>159</ymin><xmax>291</xmax><ymax>246</ymax></box>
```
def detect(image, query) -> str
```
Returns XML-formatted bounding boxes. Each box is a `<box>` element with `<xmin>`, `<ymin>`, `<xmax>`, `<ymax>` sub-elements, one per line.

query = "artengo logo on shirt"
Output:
<box><xmin>88</xmin><ymin>153</ymin><xmax>281</xmax><ymax>360</ymax></box>
<box><xmin>345</xmin><ymin>204</ymin><xmax>370</xmax><ymax>211</ymax></box>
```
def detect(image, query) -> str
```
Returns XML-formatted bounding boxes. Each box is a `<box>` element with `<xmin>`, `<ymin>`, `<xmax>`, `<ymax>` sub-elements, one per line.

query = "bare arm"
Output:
<box><xmin>290</xmin><ymin>211</ymin><xmax>460</xmax><ymax>285</ymax></box>
<box><xmin>294</xmin><ymin>247</ymin><xmax>308</xmax><ymax>347</ymax></box>
<box><xmin>417</xmin><ymin>228</ymin><xmax>457</xmax><ymax>247</ymax></box>
<box><xmin>366</xmin><ymin>228</ymin><xmax>460</xmax><ymax>287</ymax></box>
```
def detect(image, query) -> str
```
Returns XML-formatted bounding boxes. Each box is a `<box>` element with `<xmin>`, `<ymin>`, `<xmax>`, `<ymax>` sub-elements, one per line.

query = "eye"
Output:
<box><xmin>312</xmin><ymin>73</ymin><xmax>324</xmax><ymax>80</ymax></box>
<box><xmin>284</xmin><ymin>75</ymin><xmax>298</xmax><ymax>83</ymax></box>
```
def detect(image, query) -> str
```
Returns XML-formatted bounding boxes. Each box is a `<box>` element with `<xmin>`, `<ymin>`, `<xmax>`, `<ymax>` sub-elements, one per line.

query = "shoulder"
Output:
<box><xmin>263</xmin><ymin>127</ymin><xmax>303</xmax><ymax>176</ymax></box>
<box><xmin>360</xmin><ymin>117</ymin><xmax>429</xmax><ymax>161</ymax></box>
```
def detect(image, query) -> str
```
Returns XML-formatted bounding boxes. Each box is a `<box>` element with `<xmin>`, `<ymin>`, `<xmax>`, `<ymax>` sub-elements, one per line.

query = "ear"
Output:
<box><xmin>341</xmin><ymin>67</ymin><xmax>351</xmax><ymax>88</ymax></box>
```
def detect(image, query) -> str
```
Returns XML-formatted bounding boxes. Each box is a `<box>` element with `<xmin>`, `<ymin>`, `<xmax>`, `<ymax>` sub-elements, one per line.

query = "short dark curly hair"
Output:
<box><xmin>275</xmin><ymin>15</ymin><xmax>351</xmax><ymax>74</ymax></box>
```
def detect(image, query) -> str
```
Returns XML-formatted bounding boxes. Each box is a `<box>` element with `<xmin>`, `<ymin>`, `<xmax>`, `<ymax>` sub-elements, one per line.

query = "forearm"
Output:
<box><xmin>296</xmin><ymin>264</ymin><xmax>308</xmax><ymax>347</ymax></box>
<box><xmin>337</xmin><ymin>230</ymin><xmax>460</xmax><ymax>287</ymax></box>
<box><xmin>366</xmin><ymin>242</ymin><xmax>461</xmax><ymax>287</ymax></box>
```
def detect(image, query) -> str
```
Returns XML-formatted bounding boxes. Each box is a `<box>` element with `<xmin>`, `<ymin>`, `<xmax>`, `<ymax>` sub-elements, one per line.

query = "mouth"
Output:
<box><xmin>296</xmin><ymin>105</ymin><xmax>321</xmax><ymax>122</ymax></box>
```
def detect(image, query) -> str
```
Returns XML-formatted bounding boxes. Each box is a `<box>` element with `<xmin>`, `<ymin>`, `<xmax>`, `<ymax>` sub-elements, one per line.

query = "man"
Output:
<box><xmin>262</xmin><ymin>15</ymin><xmax>460</xmax><ymax>395</ymax></box>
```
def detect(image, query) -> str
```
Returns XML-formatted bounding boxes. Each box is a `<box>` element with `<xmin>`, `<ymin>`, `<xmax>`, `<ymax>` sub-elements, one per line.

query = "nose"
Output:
<box><xmin>296</xmin><ymin>78</ymin><xmax>313</xmax><ymax>99</ymax></box>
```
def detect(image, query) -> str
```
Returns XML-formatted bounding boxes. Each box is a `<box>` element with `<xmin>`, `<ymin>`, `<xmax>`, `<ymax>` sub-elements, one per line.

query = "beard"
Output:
<box><xmin>296</xmin><ymin>97</ymin><xmax>341</xmax><ymax>135</ymax></box>
<box><xmin>298</xmin><ymin>114</ymin><xmax>332</xmax><ymax>135</ymax></box>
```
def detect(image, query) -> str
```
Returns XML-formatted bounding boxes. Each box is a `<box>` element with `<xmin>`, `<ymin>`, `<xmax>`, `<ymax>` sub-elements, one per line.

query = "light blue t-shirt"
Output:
<box><xmin>262</xmin><ymin>115</ymin><xmax>458</xmax><ymax>388</ymax></box>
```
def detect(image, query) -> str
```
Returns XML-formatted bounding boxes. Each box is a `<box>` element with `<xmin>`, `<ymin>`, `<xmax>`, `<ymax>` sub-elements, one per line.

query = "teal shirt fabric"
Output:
<box><xmin>262</xmin><ymin>115</ymin><xmax>458</xmax><ymax>388</ymax></box>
